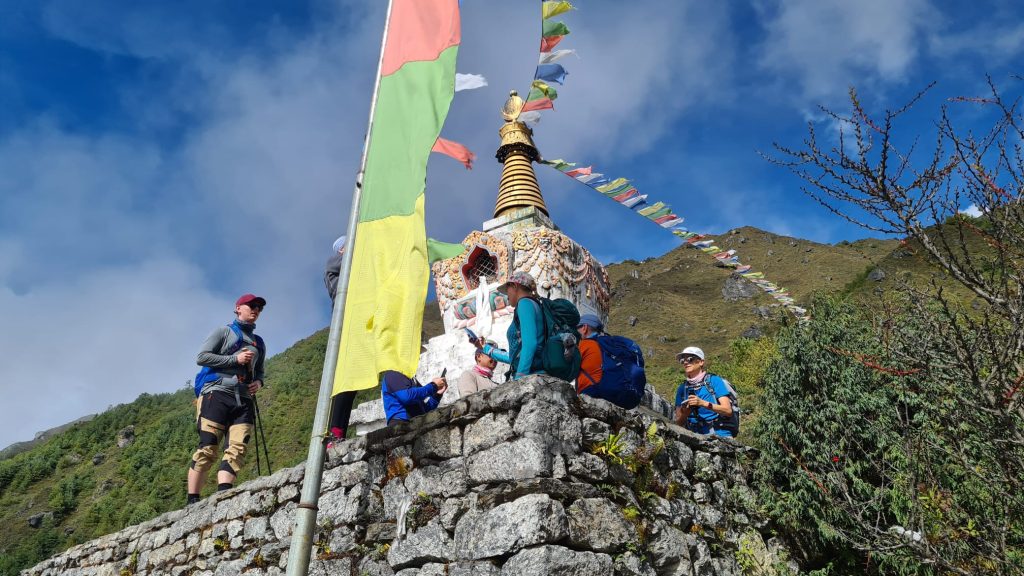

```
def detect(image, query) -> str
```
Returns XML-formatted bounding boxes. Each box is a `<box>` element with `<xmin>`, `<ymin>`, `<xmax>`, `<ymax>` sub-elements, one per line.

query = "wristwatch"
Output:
<box><xmin>706</xmin><ymin>401</ymin><xmax>713</xmax><ymax>409</ymax></box>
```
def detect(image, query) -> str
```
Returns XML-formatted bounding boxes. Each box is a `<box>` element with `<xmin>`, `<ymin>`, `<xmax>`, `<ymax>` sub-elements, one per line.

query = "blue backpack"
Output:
<box><xmin>579</xmin><ymin>335</ymin><xmax>647</xmax><ymax>409</ymax></box>
<box><xmin>193</xmin><ymin>323</ymin><xmax>265</xmax><ymax>397</ymax></box>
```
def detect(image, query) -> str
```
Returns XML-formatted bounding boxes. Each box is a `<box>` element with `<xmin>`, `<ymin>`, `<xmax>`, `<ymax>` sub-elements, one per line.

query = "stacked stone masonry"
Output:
<box><xmin>23</xmin><ymin>376</ymin><xmax>796</xmax><ymax>576</ymax></box>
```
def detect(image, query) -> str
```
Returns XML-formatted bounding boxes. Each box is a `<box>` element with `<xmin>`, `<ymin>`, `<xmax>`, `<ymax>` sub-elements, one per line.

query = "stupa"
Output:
<box><xmin>349</xmin><ymin>91</ymin><xmax>612</xmax><ymax>434</ymax></box>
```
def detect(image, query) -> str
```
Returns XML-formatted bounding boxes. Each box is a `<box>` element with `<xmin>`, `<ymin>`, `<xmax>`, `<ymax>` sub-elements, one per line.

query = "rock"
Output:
<box><xmin>566</xmin><ymin>498</ymin><xmax>638</xmax><ymax>552</ymax></box>
<box><xmin>752</xmin><ymin>306</ymin><xmax>772</xmax><ymax>319</ymax></box>
<box><xmin>462</xmin><ymin>413</ymin><xmax>514</xmax><ymax>456</ymax></box>
<box><xmin>387</xmin><ymin>521</ymin><xmax>454</xmax><ymax>569</ymax></box>
<box><xmin>646</xmin><ymin>523</ymin><xmax>691</xmax><ymax>569</ymax></box>
<box><xmin>614</xmin><ymin>552</ymin><xmax>657</xmax><ymax>576</ymax></box>
<box><xmin>722</xmin><ymin>274</ymin><xmax>758</xmax><ymax>302</ymax></box>
<box><xmin>466</xmin><ymin>438</ymin><xmax>552</xmax><ymax>484</ymax></box>
<box><xmin>366</xmin><ymin>522</ymin><xmax>397</xmax><ymax>542</ymax></box>
<box><xmin>500</xmin><ymin>545</ymin><xmax>613</xmax><ymax>576</ymax></box>
<box><xmin>404</xmin><ymin>458</ymin><xmax>468</xmax><ymax>498</ymax></box>
<box><xmin>454</xmin><ymin>494</ymin><xmax>568</xmax><ymax>560</ymax></box>
<box><xmin>92</xmin><ymin>453</ymin><xmax>106</xmax><ymax>465</ymax></box>
<box><xmin>628</xmin><ymin>315</ymin><xmax>638</xmax><ymax>326</ymax></box>
<box><xmin>868</xmin><ymin>268</ymin><xmax>886</xmax><ymax>281</ymax></box>
<box><xmin>28</xmin><ymin>512</ymin><xmax>52</xmax><ymax>529</ymax></box>
<box><xmin>741</xmin><ymin>325</ymin><xmax>763</xmax><ymax>340</ymax></box>
<box><xmin>629</xmin><ymin>269</ymin><xmax>640</xmax><ymax>279</ymax></box>
<box><xmin>413</xmin><ymin>426</ymin><xmax>462</xmax><ymax>461</ymax></box>
<box><xmin>117</xmin><ymin>425</ymin><xmax>136</xmax><ymax>448</ymax></box>
<box><xmin>512</xmin><ymin>399</ymin><xmax>581</xmax><ymax>455</ymax></box>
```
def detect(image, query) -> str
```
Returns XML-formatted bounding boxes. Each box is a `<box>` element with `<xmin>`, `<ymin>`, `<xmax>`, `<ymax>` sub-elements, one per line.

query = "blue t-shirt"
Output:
<box><xmin>674</xmin><ymin>375</ymin><xmax>733</xmax><ymax>437</ymax></box>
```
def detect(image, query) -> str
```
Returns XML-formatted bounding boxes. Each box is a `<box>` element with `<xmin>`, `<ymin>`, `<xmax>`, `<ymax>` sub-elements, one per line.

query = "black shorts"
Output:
<box><xmin>197</xmin><ymin>390</ymin><xmax>254</xmax><ymax>433</ymax></box>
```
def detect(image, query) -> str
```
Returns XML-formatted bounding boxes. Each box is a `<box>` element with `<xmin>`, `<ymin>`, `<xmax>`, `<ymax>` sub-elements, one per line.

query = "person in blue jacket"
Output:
<box><xmin>673</xmin><ymin>346</ymin><xmax>735</xmax><ymax>438</ymax></box>
<box><xmin>381</xmin><ymin>370</ymin><xmax>448</xmax><ymax>424</ymax></box>
<box><xmin>472</xmin><ymin>271</ymin><xmax>545</xmax><ymax>381</ymax></box>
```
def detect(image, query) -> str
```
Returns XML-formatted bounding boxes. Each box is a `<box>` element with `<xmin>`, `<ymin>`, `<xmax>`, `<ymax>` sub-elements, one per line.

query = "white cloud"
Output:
<box><xmin>756</xmin><ymin>0</ymin><xmax>937</xmax><ymax>102</ymax></box>
<box><xmin>960</xmin><ymin>204</ymin><xmax>983</xmax><ymax>217</ymax></box>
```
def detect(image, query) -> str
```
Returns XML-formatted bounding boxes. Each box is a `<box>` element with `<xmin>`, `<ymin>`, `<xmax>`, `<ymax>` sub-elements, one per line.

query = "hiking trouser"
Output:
<box><xmin>329</xmin><ymin>390</ymin><xmax>357</xmax><ymax>437</ymax></box>
<box><xmin>191</xmin><ymin>390</ymin><xmax>255</xmax><ymax>476</ymax></box>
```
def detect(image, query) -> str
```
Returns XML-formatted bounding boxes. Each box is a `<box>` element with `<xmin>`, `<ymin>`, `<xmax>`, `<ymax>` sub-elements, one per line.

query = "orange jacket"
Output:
<box><xmin>576</xmin><ymin>338</ymin><xmax>603</xmax><ymax>393</ymax></box>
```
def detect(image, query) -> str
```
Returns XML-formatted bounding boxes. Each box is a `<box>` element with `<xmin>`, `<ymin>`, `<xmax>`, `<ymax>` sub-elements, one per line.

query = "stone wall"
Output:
<box><xmin>23</xmin><ymin>377</ymin><xmax>795</xmax><ymax>576</ymax></box>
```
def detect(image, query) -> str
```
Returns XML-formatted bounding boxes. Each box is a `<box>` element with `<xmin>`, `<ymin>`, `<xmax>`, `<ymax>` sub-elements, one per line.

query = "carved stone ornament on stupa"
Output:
<box><xmin>348</xmin><ymin>91</ymin><xmax>612</xmax><ymax>435</ymax></box>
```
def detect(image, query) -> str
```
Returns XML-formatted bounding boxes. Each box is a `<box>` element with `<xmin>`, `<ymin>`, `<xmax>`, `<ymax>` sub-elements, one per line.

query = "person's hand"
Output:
<box><xmin>432</xmin><ymin>377</ymin><xmax>448</xmax><ymax>395</ymax></box>
<box><xmin>684</xmin><ymin>395</ymin><xmax>709</xmax><ymax>409</ymax></box>
<box><xmin>471</xmin><ymin>337</ymin><xmax>483</xmax><ymax>350</ymax></box>
<box><xmin>236</xmin><ymin>349</ymin><xmax>255</xmax><ymax>365</ymax></box>
<box><xmin>248</xmin><ymin>380</ymin><xmax>263</xmax><ymax>395</ymax></box>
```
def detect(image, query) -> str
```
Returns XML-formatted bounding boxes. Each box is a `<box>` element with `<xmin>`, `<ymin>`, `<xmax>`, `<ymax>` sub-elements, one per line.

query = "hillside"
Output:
<box><xmin>0</xmin><ymin>225</ymin><xmax>903</xmax><ymax>575</ymax></box>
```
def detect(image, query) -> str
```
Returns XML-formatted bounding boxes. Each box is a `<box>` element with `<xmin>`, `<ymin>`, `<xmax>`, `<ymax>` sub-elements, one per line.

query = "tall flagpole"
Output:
<box><xmin>285</xmin><ymin>1</ymin><xmax>394</xmax><ymax>574</ymax></box>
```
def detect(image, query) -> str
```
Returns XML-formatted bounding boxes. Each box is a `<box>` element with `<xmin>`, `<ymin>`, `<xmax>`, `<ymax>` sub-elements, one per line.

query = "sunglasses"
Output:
<box><xmin>680</xmin><ymin>356</ymin><xmax>701</xmax><ymax>364</ymax></box>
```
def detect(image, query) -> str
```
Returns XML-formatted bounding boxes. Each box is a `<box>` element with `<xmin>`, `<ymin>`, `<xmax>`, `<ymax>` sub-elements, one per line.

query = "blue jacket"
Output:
<box><xmin>381</xmin><ymin>371</ymin><xmax>442</xmax><ymax>423</ymax></box>
<box><xmin>675</xmin><ymin>374</ymin><xmax>733</xmax><ymax>438</ymax></box>
<box><xmin>484</xmin><ymin>297</ymin><xmax>543</xmax><ymax>379</ymax></box>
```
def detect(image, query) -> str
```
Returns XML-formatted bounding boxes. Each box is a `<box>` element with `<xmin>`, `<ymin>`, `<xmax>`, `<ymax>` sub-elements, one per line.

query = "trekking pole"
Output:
<box><xmin>253</xmin><ymin>411</ymin><xmax>263</xmax><ymax>476</ymax></box>
<box><xmin>254</xmin><ymin>396</ymin><xmax>272</xmax><ymax>473</ymax></box>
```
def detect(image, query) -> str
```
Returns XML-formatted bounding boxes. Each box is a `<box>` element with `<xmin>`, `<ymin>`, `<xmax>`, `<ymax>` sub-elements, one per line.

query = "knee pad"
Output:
<box><xmin>221</xmin><ymin>423</ymin><xmax>253</xmax><ymax>475</ymax></box>
<box><xmin>191</xmin><ymin>444</ymin><xmax>219</xmax><ymax>475</ymax></box>
<box><xmin>191</xmin><ymin>417</ymin><xmax>226</xmax><ymax>475</ymax></box>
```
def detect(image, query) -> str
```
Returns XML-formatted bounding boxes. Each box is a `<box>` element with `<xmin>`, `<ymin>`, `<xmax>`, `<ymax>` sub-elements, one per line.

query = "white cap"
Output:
<box><xmin>332</xmin><ymin>235</ymin><xmax>347</xmax><ymax>253</ymax></box>
<box><xmin>676</xmin><ymin>346</ymin><xmax>705</xmax><ymax>362</ymax></box>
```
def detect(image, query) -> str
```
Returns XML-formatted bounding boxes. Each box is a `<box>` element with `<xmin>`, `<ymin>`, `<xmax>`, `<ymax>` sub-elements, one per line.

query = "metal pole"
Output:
<box><xmin>285</xmin><ymin>1</ymin><xmax>394</xmax><ymax>574</ymax></box>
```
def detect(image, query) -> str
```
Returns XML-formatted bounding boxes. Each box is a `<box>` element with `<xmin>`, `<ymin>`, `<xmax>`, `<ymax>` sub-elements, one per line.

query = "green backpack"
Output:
<box><xmin>526</xmin><ymin>296</ymin><xmax>582</xmax><ymax>381</ymax></box>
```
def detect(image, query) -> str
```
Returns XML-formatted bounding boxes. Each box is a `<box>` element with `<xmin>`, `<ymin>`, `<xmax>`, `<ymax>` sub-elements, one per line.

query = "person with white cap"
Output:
<box><xmin>472</xmin><ymin>271</ymin><xmax>545</xmax><ymax>380</ymax></box>
<box><xmin>323</xmin><ymin>236</ymin><xmax>356</xmax><ymax>447</ymax></box>
<box><xmin>673</xmin><ymin>346</ymin><xmax>736</xmax><ymax>437</ymax></box>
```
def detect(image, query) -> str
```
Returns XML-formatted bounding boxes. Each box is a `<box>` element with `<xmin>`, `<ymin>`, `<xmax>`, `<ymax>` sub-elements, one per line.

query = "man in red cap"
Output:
<box><xmin>186</xmin><ymin>293</ymin><xmax>267</xmax><ymax>505</ymax></box>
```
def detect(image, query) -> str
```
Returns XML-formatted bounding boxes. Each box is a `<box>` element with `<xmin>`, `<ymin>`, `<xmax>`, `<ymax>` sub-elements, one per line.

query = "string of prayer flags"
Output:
<box><xmin>541</xmin><ymin>158</ymin><xmax>810</xmax><ymax>321</ymax></box>
<box><xmin>525</xmin><ymin>1</ymin><xmax>576</xmax><ymax>122</ymax></box>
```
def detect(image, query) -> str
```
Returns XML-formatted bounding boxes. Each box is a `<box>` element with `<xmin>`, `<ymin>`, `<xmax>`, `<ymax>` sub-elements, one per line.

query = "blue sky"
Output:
<box><xmin>1</xmin><ymin>0</ymin><xmax>1022</xmax><ymax>447</ymax></box>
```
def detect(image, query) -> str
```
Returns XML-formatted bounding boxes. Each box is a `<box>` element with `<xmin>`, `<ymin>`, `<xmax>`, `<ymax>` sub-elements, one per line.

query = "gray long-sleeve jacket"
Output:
<box><xmin>324</xmin><ymin>251</ymin><xmax>344</xmax><ymax>302</ymax></box>
<box><xmin>196</xmin><ymin>321</ymin><xmax>265</xmax><ymax>400</ymax></box>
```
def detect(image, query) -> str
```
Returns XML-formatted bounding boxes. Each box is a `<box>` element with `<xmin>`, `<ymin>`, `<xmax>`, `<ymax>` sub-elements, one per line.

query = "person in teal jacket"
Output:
<box><xmin>473</xmin><ymin>271</ymin><xmax>545</xmax><ymax>380</ymax></box>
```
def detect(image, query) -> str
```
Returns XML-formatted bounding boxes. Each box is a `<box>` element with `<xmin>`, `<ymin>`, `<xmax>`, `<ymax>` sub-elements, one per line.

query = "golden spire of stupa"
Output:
<box><xmin>493</xmin><ymin>90</ymin><xmax>548</xmax><ymax>218</ymax></box>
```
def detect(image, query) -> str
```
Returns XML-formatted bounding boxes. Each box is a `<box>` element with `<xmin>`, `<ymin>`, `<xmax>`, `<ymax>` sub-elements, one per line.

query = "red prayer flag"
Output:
<box><xmin>522</xmin><ymin>97</ymin><xmax>554</xmax><ymax>112</ymax></box>
<box><xmin>565</xmin><ymin>166</ymin><xmax>592</xmax><ymax>177</ymax></box>
<box><xmin>431</xmin><ymin>136</ymin><xmax>476</xmax><ymax>169</ymax></box>
<box><xmin>540</xmin><ymin>35</ymin><xmax>564</xmax><ymax>52</ymax></box>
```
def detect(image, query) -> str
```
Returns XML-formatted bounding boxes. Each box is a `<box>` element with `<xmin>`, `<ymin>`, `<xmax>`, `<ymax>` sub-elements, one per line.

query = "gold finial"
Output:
<box><xmin>502</xmin><ymin>90</ymin><xmax>525</xmax><ymax>123</ymax></box>
<box><xmin>494</xmin><ymin>90</ymin><xmax>548</xmax><ymax>218</ymax></box>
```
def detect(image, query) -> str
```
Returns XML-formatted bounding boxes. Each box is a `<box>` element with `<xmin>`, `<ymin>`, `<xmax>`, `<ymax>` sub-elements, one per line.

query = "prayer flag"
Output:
<box><xmin>527</xmin><ymin>80</ymin><xmax>558</xmax><ymax>102</ymax></box>
<box><xmin>543</xmin><ymin>20</ymin><xmax>570</xmax><ymax>38</ymax></box>
<box><xmin>431</xmin><ymin>137</ymin><xmax>476</xmax><ymax>169</ymax></box>
<box><xmin>522</xmin><ymin>97</ymin><xmax>554</xmax><ymax>112</ymax></box>
<box><xmin>335</xmin><ymin>0</ymin><xmax>460</xmax><ymax>394</ymax></box>
<box><xmin>454</xmin><ymin>73</ymin><xmax>487</xmax><ymax>92</ymax></box>
<box><xmin>576</xmin><ymin>172</ymin><xmax>604</xmax><ymax>184</ymax></box>
<box><xmin>535</xmin><ymin>63</ymin><xmax>568</xmax><ymax>84</ymax></box>
<box><xmin>540</xmin><ymin>35</ymin><xmax>564</xmax><ymax>52</ymax></box>
<box><xmin>621</xmin><ymin>194</ymin><xmax>647</xmax><ymax>208</ymax></box>
<box><xmin>595</xmin><ymin>177</ymin><xmax>630</xmax><ymax>192</ymax></box>
<box><xmin>427</xmin><ymin>238</ymin><xmax>466</xmax><ymax>263</ymax></box>
<box><xmin>542</xmin><ymin>1</ymin><xmax>574</xmax><ymax>19</ymax></box>
<box><xmin>637</xmin><ymin>202</ymin><xmax>666</xmax><ymax>216</ymax></box>
<box><xmin>519</xmin><ymin>111</ymin><xmax>542</xmax><ymax>124</ymax></box>
<box><xmin>565</xmin><ymin>166</ymin><xmax>592</xmax><ymax>178</ymax></box>
<box><xmin>539</xmin><ymin>49</ymin><xmax>576</xmax><ymax>64</ymax></box>
<box><xmin>612</xmin><ymin>188</ymin><xmax>638</xmax><ymax>202</ymax></box>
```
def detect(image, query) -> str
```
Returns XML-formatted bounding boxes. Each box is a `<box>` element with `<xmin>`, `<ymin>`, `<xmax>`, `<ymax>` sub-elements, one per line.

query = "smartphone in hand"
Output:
<box><xmin>464</xmin><ymin>328</ymin><xmax>478</xmax><ymax>343</ymax></box>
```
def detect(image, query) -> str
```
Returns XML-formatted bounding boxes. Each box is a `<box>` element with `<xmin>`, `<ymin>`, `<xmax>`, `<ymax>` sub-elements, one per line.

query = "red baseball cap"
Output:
<box><xmin>236</xmin><ymin>293</ymin><xmax>267</xmax><ymax>308</ymax></box>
